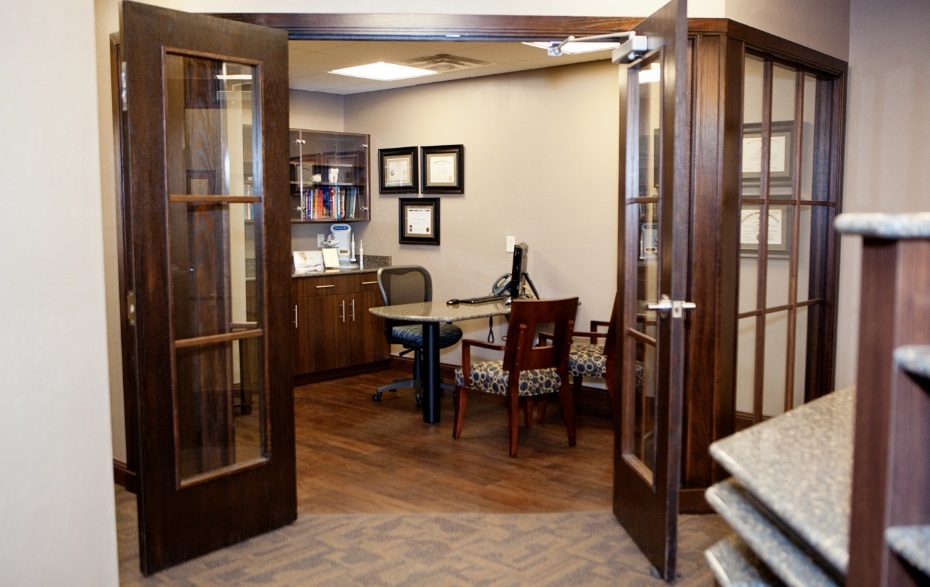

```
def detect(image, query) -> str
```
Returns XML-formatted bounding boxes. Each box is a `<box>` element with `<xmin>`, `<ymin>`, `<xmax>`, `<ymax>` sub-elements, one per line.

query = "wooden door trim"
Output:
<box><xmin>121</xmin><ymin>2</ymin><xmax>294</xmax><ymax>573</ymax></box>
<box><xmin>210</xmin><ymin>13</ymin><xmax>644</xmax><ymax>40</ymax></box>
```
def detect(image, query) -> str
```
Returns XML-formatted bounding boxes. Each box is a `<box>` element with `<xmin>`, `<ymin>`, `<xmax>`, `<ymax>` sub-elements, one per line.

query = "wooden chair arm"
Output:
<box><xmin>461</xmin><ymin>338</ymin><xmax>505</xmax><ymax>353</ymax></box>
<box><xmin>540</xmin><ymin>330</ymin><xmax>606</xmax><ymax>345</ymax></box>
<box><xmin>572</xmin><ymin>330</ymin><xmax>608</xmax><ymax>345</ymax></box>
<box><xmin>459</xmin><ymin>338</ymin><xmax>505</xmax><ymax>387</ymax></box>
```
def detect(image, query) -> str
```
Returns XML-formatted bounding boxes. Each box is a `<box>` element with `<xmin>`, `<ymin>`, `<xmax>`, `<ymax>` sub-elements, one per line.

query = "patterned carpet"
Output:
<box><xmin>117</xmin><ymin>488</ymin><xmax>728</xmax><ymax>586</ymax></box>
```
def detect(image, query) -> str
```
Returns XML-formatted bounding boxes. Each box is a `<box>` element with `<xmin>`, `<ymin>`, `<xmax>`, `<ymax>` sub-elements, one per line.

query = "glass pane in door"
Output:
<box><xmin>165</xmin><ymin>53</ymin><xmax>265</xmax><ymax>482</ymax></box>
<box><xmin>623</xmin><ymin>54</ymin><xmax>662</xmax><ymax>481</ymax></box>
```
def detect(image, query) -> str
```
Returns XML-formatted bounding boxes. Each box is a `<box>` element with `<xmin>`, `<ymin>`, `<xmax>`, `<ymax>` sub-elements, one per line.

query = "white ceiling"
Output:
<box><xmin>288</xmin><ymin>40</ymin><xmax>615</xmax><ymax>95</ymax></box>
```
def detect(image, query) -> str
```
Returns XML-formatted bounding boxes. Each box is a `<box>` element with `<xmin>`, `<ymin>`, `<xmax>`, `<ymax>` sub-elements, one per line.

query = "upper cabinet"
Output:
<box><xmin>289</xmin><ymin>129</ymin><xmax>370</xmax><ymax>223</ymax></box>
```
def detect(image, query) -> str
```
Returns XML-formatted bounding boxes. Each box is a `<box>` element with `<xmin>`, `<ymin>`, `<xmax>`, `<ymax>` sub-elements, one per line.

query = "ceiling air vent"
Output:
<box><xmin>401</xmin><ymin>53</ymin><xmax>492</xmax><ymax>73</ymax></box>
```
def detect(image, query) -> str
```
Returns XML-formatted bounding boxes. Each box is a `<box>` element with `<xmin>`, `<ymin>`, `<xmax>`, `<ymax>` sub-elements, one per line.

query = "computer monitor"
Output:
<box><xmin>509</xmin><ymin>242</ymin><xmax>529</xmax><ymax>299</ymax></box>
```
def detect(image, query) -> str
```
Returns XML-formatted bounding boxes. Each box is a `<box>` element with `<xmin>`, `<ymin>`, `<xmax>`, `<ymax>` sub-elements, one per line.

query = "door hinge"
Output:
<box><xmin>120</xmin><ymin>61</ymin><xmax>127</xmax><ymax>112</ymax></box>
<box><xmin>126</xmin><ymin>290</ymin><xmax>136</xmax><ymax>326</ymax></box>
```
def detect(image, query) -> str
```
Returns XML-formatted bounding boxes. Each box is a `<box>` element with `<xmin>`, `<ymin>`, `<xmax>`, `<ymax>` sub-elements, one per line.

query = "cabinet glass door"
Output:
<box><xmin>291</xmin><ymin>129</ymin><xmax>370</xmax><ymax>222</ymax></box>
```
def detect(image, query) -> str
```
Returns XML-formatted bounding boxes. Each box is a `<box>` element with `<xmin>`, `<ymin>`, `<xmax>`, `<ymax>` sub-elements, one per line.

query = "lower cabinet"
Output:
<box><xmin>293</xmin><ymin>272</ymin><xmax>389</xmax><ymax>379</ymax></box>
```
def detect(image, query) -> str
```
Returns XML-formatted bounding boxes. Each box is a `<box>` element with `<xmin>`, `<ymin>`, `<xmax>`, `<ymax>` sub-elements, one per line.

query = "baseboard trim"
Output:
<box><xmin>679</xmin><ymin>487</ymin><xmax>713</xmax><ymax>514</ymax></box>
<box><xmin>294</xmin><ymin>359</ymin><xmax>391</xmax><ymax>386</ymax></box>
<box><xmin>113</xmin><ymin>459</ymin><xmax>137</xmax><ymax>494</ymax></box>
<box><xmin>734</xmin><ymin>410</ymin><xmax>772</xmax><ymax>432</ymax></box>
<box><xmin>389</xmin><ymin>355</ymin><xmax>457</xmax><ymax>381</ymax></box>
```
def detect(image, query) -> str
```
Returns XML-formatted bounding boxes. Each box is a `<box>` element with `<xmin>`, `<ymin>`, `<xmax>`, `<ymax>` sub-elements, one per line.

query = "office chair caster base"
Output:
<box><xmin>372</xmin><ymin>388</ymin><xmax>399</xmax><ymax>402</ymax></box>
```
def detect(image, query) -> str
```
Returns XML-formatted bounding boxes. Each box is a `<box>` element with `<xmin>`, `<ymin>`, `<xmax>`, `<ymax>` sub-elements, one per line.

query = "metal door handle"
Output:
<box><xmin>294</xmin><ymin>304</ymin><xmax>298</xmax><ymax>328</ymax></box>
<box><xmin>340</xmin><ymin>300</ymin><xmax>346</xmax><ymax>323</ymax></box>
<box><xmin>350</xmin><ymin>299</ymin><xmax>356</xmax><ymax>321</ymax></box>
<box><xmin>647</xmin><ymin>294</ymin><xmax>696</xmax><ymax>318</ymax></box>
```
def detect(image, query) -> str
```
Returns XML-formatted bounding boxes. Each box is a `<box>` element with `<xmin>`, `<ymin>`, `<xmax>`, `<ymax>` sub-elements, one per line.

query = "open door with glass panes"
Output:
<box><xmin>118</xmin><ymin>1</ymin><xmax>294</xmax><ymax>574</ymax></box>
<box><xmin>611</xmin><ymin>0</ymin><xmax>690</xmax><ymax>580</ymax></box>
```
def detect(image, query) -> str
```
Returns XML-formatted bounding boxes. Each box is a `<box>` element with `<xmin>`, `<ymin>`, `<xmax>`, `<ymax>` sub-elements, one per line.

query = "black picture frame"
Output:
<box><xmin>421</xmin><ymin>144</ymin><xmax>464</xmax><ymax>194</ymax></box>
<box><xmin>739</xmin><ymin>204</ymin><xmax>791</xmax><ymax>258</ymax></box>
<box><xmin>379</xmin><ymin>146</ymin><xmax>418</xmax><ymax>194</ymax></box>
<box><xmin>399</xmin><ymin>197</ymin><xmax>440</xmax><ymax>245</ymax></box>
<box><xmin>741</xmin><ymin>121</ymin><xmax>795</xmax><ymax>188</ymax></box>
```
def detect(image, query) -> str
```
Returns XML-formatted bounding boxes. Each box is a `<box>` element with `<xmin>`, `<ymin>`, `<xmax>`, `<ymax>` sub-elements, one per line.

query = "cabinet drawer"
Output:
<box><xmin>293</xmin><ymin>271</ymin><xmax>382</xmax><ymax>299</ymax></box>
<box><xmin>355</xmin><ymin>273</ymin><xmax>381</xmax><ymax>294</ymax></box>
<box><xmin>293</xmin><ymin>274</ymin><xmax>353</xmax><ymax>298</ymax></box>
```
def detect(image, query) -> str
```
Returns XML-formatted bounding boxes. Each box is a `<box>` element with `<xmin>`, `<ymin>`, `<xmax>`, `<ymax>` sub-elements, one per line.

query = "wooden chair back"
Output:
<box><xmin>502</xmin><ymin>297</ymin><xmax>578</xmax><ymax>382</ymax></box>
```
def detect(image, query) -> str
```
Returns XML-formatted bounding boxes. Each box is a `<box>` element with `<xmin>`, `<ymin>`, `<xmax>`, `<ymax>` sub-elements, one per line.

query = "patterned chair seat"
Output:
<box><xmin>454</xmin><ymin>360</ymin><xmax>562</xmax><ymax>397</ymax></box>
<box><xmin>568</xmin><ymin>343</ymin><xmax>607</xmax><ymax>380</ymax></box>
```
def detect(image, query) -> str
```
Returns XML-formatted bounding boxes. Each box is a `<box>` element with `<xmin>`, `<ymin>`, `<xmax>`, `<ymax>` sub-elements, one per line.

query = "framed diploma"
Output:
<box><xmin>740</xmin><ymin>205</ymin><xmax>791</xmax><ymax>258</ymax></box>
<box><xmin>379</xmin><ymin>146</ymin><xmax>418</xmax><ymax>194</ymax></box>
<box><xmin>421</xmin><ymin>144</ymin><xmax>464</xmax><ymax>194</ymax></box>
<box><xmin>741</xmin><ymin>121</ymin><xmax>794</xmax><ymax>188</ymax></box>
<box><xmin>399</xmin><ymin>197</ymin><xmax>440</xmax><ymax>245</ymax></box>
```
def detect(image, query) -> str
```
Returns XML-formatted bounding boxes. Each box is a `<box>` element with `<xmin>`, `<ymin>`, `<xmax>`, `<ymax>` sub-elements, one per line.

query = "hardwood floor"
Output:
<box><xmin>295</xmin><ymin>369</ymin><xmax>615</xmax><ymax>514</ymax></box>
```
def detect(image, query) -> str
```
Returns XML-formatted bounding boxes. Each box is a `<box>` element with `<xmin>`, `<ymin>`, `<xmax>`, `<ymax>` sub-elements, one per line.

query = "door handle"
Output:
<box><xmin>350</xmin><ymin>298</ymin><xmax>356</xmax><ymax>321</ymax></box>
<box><xmin>340</xmin><ymin>300</ymin><xmax>346</xmax><ymax>323</ymax></box>
<box><xmin>647</xmin><ymin>294</ymin><xmax>697</xmax><ymax>318</ymax></box>
<box><xmin>293</xmin><ymin>304</ymin><xmax>298</xmax><ymax>328</ymax></box>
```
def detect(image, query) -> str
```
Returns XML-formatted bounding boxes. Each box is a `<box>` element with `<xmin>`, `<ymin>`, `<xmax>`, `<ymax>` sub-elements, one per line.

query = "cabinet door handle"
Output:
<box><xmin>316</xmin><ymin>284</ymin><xmax>335</xmax><ymax>289</ymax></box>
<box><xmin>340</xmin><ymin>299</ymin><xmax>346</xmax><ymax>323</ymax></box>
<box><xmin>362</xmin><ymin>280</ymin><xmax>377</xmax><ymax>285</ymax></box>
<box><xmin>294</xmin><ymin>304</ymin><xmax>298</xmax><ymax>328</ymax></box>
<box><xmin>350</xmin><ymin>298</ymin><xmax>356</xmax><ymax>321</ymax></box>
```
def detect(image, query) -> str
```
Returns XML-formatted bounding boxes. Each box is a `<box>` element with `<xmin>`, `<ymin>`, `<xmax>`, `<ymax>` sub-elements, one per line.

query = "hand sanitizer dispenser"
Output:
<box><xmin>330</xmin><ymin>223</ymin><xmax>352</xmax><ymax>266</ymax></box>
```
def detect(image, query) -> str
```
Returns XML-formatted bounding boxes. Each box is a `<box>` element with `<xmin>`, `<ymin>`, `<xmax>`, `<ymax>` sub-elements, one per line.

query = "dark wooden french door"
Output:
<box><xmin>612</xmin><ymin>0</ymin><xmax>690</xmax><ymax>580</ymax></box>
<box><xmin>119</xmin><ymin>1</ymin><xmax>294</xmax><ymax>574</ymax></box>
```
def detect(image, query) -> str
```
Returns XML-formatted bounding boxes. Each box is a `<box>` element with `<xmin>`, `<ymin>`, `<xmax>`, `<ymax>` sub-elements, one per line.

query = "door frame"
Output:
<box><xmin>115</xmin><ymin>12</ymin><xmax>642</xmax><ymax>484</ymax></box>
<box><xmin>117</xmin><ymin>9</ymin><xmax>848</xmax><ymax>500</ymax></box>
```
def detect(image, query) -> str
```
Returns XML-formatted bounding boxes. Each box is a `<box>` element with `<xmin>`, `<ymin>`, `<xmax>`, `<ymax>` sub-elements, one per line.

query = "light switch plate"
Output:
<box><xmin>506</xmin><ymin>235</ymin><xmax>516</xmax><ymax>252</ymax></box>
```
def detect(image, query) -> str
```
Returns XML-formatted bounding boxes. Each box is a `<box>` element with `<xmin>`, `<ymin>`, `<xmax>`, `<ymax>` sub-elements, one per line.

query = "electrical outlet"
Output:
<box><xmin>316</xmin><ymin>234</ymin><xmax>325</xmax><ymax>247</ymax></box>
<box><xmin>506</xmin><ymin>235</ymin><xmax>516</xmax><ymax>252</ymax></box>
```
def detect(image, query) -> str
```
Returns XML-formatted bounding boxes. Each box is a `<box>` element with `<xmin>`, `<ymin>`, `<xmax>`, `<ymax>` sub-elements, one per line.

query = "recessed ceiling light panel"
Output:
<box><xmin>329</xmin><ymin>62</ymin><xmax>438</xmax><ymax>81</ymax></box>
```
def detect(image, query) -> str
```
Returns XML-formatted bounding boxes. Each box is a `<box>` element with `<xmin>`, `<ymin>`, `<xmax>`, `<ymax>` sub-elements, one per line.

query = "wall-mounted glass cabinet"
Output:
<box><xmin>289</xmin><ymin>129</ymin><xmax>370</xmax><ymax>223</ymax></box>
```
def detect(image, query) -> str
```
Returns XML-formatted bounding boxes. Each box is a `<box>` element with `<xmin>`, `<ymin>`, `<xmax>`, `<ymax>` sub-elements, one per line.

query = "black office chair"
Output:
<box><xmin>373</xmin><ymin>265</ymin><xmax>463</xmax><ymax>405</ymax></box>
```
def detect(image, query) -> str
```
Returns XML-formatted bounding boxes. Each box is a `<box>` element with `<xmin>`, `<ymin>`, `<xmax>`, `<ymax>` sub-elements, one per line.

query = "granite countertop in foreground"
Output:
<box><xmin>709</xmin><ymin>386</ymin><xmax>856</xmax><ymax>577</ymax></box>
<box><xmin>835</xmin><ymin>212</ymin><xmax>930</xmax><ymax>238</ymax></box>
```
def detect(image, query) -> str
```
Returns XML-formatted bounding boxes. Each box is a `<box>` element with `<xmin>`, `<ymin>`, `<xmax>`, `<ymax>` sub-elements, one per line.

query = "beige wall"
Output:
<box><xmin>310</xmin><ymin>62</ymin><xmax>620</xmax><ymax>362</ymax></box>
<box><xmin>726</xmin><ymin>0</ymin><xmax>849</xmax><ymax>60</ymax></box>
<box><xmin>833</xmin><ymin>0</ymin><xmax>930</xmax><ymax>388</ymax></box>
<box><xmin>0</xmin><ymin>1</ymin><xmax>118</xmax><ymax>585</ymax></box>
